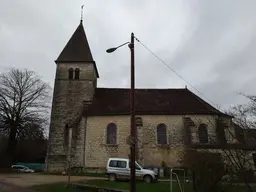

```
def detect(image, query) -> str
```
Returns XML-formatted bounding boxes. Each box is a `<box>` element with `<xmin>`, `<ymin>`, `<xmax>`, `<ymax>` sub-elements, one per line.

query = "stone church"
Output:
<box><xmin>46</xmin><ymin>20</ymin><xmax>253</xmax><ymax>172</ymax></box>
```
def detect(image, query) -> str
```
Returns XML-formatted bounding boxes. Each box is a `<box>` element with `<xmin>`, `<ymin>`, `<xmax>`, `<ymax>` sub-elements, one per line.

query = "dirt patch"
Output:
<box><xmin>0</xmin><ymin>173</ymin><xmax>106</xmax><ymax>187</ymax></box>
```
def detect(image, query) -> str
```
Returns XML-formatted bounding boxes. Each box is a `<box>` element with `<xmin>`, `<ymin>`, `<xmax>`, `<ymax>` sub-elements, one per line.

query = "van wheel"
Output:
<box><xmin>108</xmin><ymin>174</ymin><xmax>116</xmax><ymax>182</ymax></box>
<box><xmin>143</xmin><ymin>175</ymin><xmax>153</xmax><ymax>183</ymax></box>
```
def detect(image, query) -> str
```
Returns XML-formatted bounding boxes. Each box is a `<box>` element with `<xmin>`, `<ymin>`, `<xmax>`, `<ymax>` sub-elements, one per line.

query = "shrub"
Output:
<box><xmin>180</xmin><ymin>149</ymin><xmax>225</xmax><ymax>192</ymax></box>
<box><xmin>237</xmin><ymin>169</ymin><xmax>256</xmax><ymax>183</ymax></box>
<box><xmin>161</xmin><ymin>161</ymin><xmax>170</xmax><ymax>177</ymax></box>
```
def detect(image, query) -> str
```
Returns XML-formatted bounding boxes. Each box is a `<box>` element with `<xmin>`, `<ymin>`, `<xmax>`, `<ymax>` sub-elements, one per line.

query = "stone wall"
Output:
<box><xmin>46</xmin><ymin>62</ymin><xmax>97</xmax><ymax>172</ymax></box>
<box><xmin>71</xmin><ymin>116</ymin><xmax>86</xmax><ymax>167</ymax></box>
<box><xmin>189</xmin><ymin>115</ymin><xmax>217</xmax><ymax>144</ymax></box>
<box><xmin>85</xmin><ymin>116</ymin><xmax>131</xmax><ymax>169</ymax></box>
<box><xmin>84</xmin><ymin>114</ymin><xmax>223</xmax><ymax>169</ymax></box>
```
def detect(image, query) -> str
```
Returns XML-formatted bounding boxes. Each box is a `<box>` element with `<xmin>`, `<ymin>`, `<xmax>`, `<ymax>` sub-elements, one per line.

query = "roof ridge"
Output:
<box><xmin>186</xmin><ymin>88</ymin><xmax>223</xmax><ymax>114</ymax></box>
<box><xmin>96</xmin><ymin>87</ymin><xmax>187</xmax><ymax>90</ymax></box>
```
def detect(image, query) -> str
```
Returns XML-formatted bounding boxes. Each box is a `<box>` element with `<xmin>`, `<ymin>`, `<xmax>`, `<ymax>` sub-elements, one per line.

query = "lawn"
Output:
<box><xmin>31</xmin><ymin>180</ymin><xmax>256</xmax><ymax>192</ymax></box>
<box><xmin>32</xmin><ymin>183</ymin><xmax>71</xmax><ymax>192</ymax></box>
<box><xmin>39</xmin><ymin>171</ymin><xmax>106</xmax><ymax>177</ymax></box>
<box><xmin>31</xmin><ymin>180</ymin><xmax>190</xmax><ymax>192</ymax></box>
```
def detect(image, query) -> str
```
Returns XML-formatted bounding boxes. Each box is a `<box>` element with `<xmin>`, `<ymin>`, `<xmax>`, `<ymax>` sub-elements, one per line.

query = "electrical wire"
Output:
<box><xmin>134</xmin><ymin>36</ymin><xmax>221</xmax><ymax>110</ymax></box>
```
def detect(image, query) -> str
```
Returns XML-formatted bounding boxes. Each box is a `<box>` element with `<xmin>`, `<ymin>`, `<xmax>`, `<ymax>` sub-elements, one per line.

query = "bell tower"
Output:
<box><xmin>46</xmin><ymin>20</ymin><xmax>99</xmax><ymax>172</ymax></box>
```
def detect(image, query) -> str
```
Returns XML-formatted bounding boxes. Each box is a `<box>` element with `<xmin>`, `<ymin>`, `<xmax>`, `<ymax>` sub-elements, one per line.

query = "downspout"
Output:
<box><xmin>83</xmin><ymin>116</ymin><xmax>87</xmax><ymax>168</ymax></box>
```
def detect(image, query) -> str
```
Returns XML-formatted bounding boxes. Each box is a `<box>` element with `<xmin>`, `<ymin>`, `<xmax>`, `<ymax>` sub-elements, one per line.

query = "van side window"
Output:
<box><xmin>109</xmin><ymin>160</ymin><xmax>117</xmax><ymax>167</ymax></box>
<box><xmin>109</xmin><ymin>160</ymin><xmax>127</xmax><ymax>168</ymax></box>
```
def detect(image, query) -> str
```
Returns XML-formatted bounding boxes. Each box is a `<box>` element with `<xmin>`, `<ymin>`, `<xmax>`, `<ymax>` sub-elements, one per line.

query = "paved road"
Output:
<box><xmin>0</xmin><ymin>173</ymin><xmax>105</xmax><ymax>191</ymax></box>
<box><xmin>0</xmin><ymin>181</ymin><xmax>34</xmax><ymax>192</ymax></box>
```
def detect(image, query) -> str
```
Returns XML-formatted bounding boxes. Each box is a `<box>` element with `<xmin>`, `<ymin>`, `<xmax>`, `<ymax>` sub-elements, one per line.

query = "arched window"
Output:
<box><xmin>253</xmin><ymin>153</ymin><xmax>256</xmax><ymax>167</ymax></box>
<box><xmin>198</xmin><ymin>124</ymin><xmax>208</xmax><ymax>144</ymax></box>
<box><xmin>68</xmin><ymin>68</ymin><xmax>74</xmax><ymax>79</ymax></box>
<box><xmin>74</xmin><ymin>68</ymin><xmax>80</xmax><ymax>79</ymax></box>
<box><xmin>157</xmin><ymin>123</ymin><xmax>167</xmax><ymax>144</ymax></box>
<box><xmin>106</xmin><ymin>123</ymin><xmax>117</xmax><ymax>144</ymax></box>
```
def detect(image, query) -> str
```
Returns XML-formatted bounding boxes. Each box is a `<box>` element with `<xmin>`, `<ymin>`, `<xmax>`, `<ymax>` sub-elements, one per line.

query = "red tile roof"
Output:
<box><xmin>85</xmin><ymin>88</ymin><xmax>229</xmax><ymax>116</ymax></box>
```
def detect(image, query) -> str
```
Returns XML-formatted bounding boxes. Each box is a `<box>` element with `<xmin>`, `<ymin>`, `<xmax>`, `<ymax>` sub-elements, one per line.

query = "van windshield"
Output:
<box><xmin>129</xmin><ymin>161</ymin><xmax>143</xmax><ymax>170</ymax></box>
<box><xmin>135</xmin><ymin>162</ymin><xmax>143</xmax><ymax>169</ymax></box>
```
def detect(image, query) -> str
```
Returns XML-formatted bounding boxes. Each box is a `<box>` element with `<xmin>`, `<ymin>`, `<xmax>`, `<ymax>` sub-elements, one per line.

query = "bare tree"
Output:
<box><xmin>193</xmin><ymin>98</ymin><xmax>256</xmax><ymax>191</ymax></box>
<box><xmin>176</xmin><ymin>94</ymin><xmax>256</xmax><ymax>192</ymax></box>
<box><xmin>240</xmin><ymin>93</ymin><xmax>256</xmax><ymax>117</ymax></box>
<box><xmin>0</xmin><ymin>68</ymin><xmax>51</xmax><ymax>162</ymax></box>
<box><xmin>220</xmin><ymin>102</ymin><xmax>256</xmax><ymax>192</ymax></box>
<box><xmin>179</xmin><ymin>148</ymin><xmax>225</xmax><ymax>192</ymax></box>
<box><xmin>220</xmin><ymin>132</ymin><xmax>254</xmax><ymax>192</ymax></box>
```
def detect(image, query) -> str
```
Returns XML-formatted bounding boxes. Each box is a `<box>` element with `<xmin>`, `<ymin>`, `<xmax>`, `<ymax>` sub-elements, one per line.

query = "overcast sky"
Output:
<box><xmin>0</xmin><ymin>0</ymin><xmax>256</xmax><ymax>111</ymax></box>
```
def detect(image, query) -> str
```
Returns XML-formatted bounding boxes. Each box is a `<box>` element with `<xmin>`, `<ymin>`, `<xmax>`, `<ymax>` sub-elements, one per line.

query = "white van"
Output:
<box><xmin>106</xmin><ymin>158</ymin><xmax>158</xmax><ymax>183</ymax></box>
<box><xmin>11</xmin><ymin>165</ymin><xmax>35</xmax><ymax>173</ymax></box>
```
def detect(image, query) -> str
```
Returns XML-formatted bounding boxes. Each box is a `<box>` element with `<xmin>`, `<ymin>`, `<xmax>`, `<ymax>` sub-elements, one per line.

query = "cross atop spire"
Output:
<box><xmin>80</xmin><ymin>5</ymin><xmax>84</xmax><ymax>23</ymax></box>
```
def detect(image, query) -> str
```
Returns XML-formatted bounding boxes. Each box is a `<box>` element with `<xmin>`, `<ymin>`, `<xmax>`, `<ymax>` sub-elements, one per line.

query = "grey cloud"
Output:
<box><xmin>0</xmin><ymin>0</ymin><xmax>256</xmax><ymax>111</ymax></box>
<box><xmin>197</xmin><ymin>32</ymin><xmax>256</xmax><ymax>108</ymax></box>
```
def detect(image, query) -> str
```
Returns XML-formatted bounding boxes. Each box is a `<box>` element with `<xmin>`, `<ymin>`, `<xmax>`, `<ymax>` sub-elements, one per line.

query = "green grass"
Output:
<box><xmin>31</xmin><ymin>180</ymin><xmax>256</xmax><ymax>192</ymax></box>
<box><xmin>39</xmin><ymin>171</ymin><xmax>176</xmax><ymax>179</ymax></box>
<box><xmin>31</xmin><ymin>181</ymin><xmax>189</xmax><ymax>192</ymax></box>
<box><xmin>83</xmin><ymin>180</ymin><xmax>192</xmax><ymax>192</ymax></box>
<box><xmin>40</xmin><ymin>171</ymin><xmax>106</xmax><ymax>177</ymax></box>
<box><xmin>31</xmin><ymin>182</ymin><xmax>71</xmax><ymax>192</ymax></box>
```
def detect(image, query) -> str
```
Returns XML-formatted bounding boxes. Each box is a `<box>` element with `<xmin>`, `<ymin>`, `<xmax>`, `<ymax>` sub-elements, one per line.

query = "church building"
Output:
<box><xmin>46</xmin><ymin>20</ymin><xmax>238</xmax><ymax>172</ymax></box>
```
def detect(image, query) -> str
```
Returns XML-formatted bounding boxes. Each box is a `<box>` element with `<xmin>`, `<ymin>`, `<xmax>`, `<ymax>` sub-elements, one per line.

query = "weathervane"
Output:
<box><xmin>81</xmin><ymin>5</ymin><xmax>84</xmax><ymax>23</ymax></box>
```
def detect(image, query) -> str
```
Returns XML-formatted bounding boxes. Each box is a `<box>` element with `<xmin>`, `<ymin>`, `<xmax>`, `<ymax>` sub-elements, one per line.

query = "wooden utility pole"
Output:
<box><xmin>106</xmin><ymin>32</ymin><xmax>137</xmax><ymax>192</ymax></box>
<box><xmin>129</xmin><ymin>32</ymin><xmax>136</xmax><ymax>192</ymax></box>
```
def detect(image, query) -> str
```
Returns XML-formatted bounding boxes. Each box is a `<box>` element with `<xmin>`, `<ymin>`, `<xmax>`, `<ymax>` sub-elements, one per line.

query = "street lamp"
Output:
<box><xmin>106</xmin><ymin>33</ymin><xmax>136</xmax><ymax>192</ymax></box>
<box><xmin>106</xmin><ymin>42</ymin><xmax>130</xmax><ymax>53</ymax></box>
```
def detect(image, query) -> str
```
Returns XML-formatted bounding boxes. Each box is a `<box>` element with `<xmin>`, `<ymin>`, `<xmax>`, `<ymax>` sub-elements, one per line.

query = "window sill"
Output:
<box><xmin>102</xmin><ymin>144</ymin><xmax>118</xmax><ymax>147</ymax></box>
<box><xmin>196</xmin><ymin>142</ymin><xmax>211</xmax><ymax>145</ymax></box>
<box><xmin>156</xmin><ymin>144</ymin><xmax>170</xmax><ymax>149</ymax></box>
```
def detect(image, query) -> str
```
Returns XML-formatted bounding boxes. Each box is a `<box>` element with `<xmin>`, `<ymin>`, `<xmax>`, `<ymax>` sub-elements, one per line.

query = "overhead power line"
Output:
<box><xmin>134</xmin><ymin>36</ymin><xmax>220</xmax><ymax>110</ymax></box>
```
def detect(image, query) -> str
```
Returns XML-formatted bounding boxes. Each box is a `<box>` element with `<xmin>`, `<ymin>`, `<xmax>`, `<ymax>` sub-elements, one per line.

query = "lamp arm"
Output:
<box><xmin>116</xmin><ymin>41</ymin><xmax>130</xmax><ymax>49</ymax></box>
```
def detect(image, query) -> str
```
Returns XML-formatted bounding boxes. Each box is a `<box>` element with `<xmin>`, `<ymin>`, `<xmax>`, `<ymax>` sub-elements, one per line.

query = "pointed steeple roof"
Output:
<box><xmin>55</xmin><ymin>21</ymin><xmax>94</xmax><ymax>63</ymax></box>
